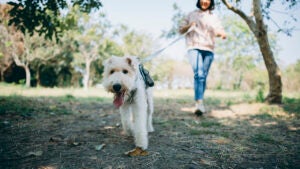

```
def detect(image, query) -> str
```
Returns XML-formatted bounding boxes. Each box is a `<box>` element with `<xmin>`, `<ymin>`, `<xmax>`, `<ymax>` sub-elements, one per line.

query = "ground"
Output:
<box><xmin>0</xmin><ymin>87</ymin><xmax>299</xmax><ymax>169</ymax></box>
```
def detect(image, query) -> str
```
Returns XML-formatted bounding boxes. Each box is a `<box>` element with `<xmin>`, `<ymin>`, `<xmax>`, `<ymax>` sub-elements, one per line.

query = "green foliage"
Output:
<box><xmin>283</xmin><ymin>97</ymin><xmax>300</xmax><ymax>117</ymax></box>
<box><xmin>242</xmin><ymin>93</ymin><xmax>254</xmax><ymax>103</ymax></box>
<box><xmin>226</xmin><ymin>100</ymin><xmax>233</xmax><ymax>107</ymax></box>
<box><xmin>18</xmin><ymin>79</ymin><xmax>25</xmax><ymax>85</ymax></box>
<box><xmin>225</xmin><ymin>0</ymin><xmax>299</xmax><ymax>36</ymax></box>
<box><xmin>211</xmin><ymin>15</ymin><xmax>274</xmax><ymax>91</ymax></box>
<box><xmin>7</xmin><ymin>0</ymin><xmax>102</xmax><ymax>41</ymax></box>
<box><xmin>295</xmin><ymin>60</ymin><xmax>300</xmax><ymax>72</ymax></box>
<box><xmin>121</xmin><ymin>29</ymin><xmax>154</xmax><ymax>58</ymax></box>
<box><xmin>255</xmin><ymin>86</ymin><xmax>265</xmax><ymax>103</ymax></box>
<box><xmin>161</xmin><ymin>3</ymin><xmax>186</xmax><ymax>39</ymax></box>
<box><xmin>152</xmin><ymin>59</ymin><xmax>177</xmax><ymax>84</ymax></box>
<box><xmin>283</xmin><ymin>59</ymin><xmax>300</xmax><ymax>92</ymax></box>
<box><xmin>1</xmin><ymin>2</ymin><xmax>157</xmax><ymax>88</ymax></box>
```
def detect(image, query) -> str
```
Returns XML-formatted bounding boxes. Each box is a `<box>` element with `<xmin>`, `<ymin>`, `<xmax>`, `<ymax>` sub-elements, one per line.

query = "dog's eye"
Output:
<box><xmin>110</xmin><ymin>70</ymin><xmax>115</xmax><ymax>74</ymax></box>
<box><xmin>122</xmin><ymin>69</ymin><xmax>128</xmax><ymax>74</ymax></box>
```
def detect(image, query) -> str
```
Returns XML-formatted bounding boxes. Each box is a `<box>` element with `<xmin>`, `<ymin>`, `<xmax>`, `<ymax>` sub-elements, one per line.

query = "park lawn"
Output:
<box><xmin>0</xmin><ymin>83</ymin><xmax>299</xmax><ymax>168</ymax></box>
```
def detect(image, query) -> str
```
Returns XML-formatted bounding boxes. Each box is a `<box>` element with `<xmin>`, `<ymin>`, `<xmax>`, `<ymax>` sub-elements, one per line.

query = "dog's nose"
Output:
<box><xmin>112</xmin><ymin>83</ymin><xmax>122</xmax><ymax>92</ymax></box>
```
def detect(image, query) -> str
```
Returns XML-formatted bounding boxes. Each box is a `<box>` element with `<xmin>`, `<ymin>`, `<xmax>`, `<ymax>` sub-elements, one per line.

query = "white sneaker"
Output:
<box><xmin>197</xmin><ymin>102</ymin><xmax>206</xmax><ymax>113</ymax></box>
<box><xmin>195</xmin><ymin>102</ymin><xmax>206</xmax><ymax>116</ymax></box>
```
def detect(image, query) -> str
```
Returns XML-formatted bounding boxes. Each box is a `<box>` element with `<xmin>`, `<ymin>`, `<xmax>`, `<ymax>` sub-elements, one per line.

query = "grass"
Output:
<box><xmin>0</xmin><ymin>96</ymin><xmax>35</xmax><ymax>117</ymax></box>
<box><xmin>283</xmin><ymin>97</ymin><xmax>300</xmax><ymax>116</ymax></box>
<box><xmin>0</xmin><ymin>95</ymin><xmax>73</xmax><ymax>116</ymax></box>
<box><xmin>251</xmin><ymin>113</ymin><xmax>273</xmax><ymax>120</ymax></box>
<box><xmin>199</xmin><ymin>121</ymin><xmax>222</xmax><ymax>128</ymax></box>
<box><xmin>0</xmin><ymin>83</ymin><xmax>113</xmax><ymax>99</ymax></box>
<box><xmin>0</xmin><ymin>83</ymin><xmax>299</xmax><ymax>168</ymax></box>
<box><xmin>251</xmin><ymin>133</ymin><xmax>277</xmax><ymax>144</ymax></box>
<box><xmin>1</xmin><ymin>82</ymin><xmax>299</xmax><ymax>120</ymax></box>
<box><xmin>189</xmin><ymin>129</ymin><xmax>219</xmax><ymax>135</ymax></box>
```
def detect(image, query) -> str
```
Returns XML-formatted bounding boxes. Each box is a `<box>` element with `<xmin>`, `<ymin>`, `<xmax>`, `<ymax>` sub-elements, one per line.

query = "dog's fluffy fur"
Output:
<box><xmin>102</xmin><ymin>56</ymin><xmax>154</xmax><ymax>151</ymax></box>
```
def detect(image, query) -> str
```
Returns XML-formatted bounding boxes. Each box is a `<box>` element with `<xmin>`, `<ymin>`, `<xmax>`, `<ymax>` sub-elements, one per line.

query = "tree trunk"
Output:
<box><xmin>12</xmin><ymin>54</ymin><xmax>31</xmax><ymax>88</ymax></box>
<box><xmin>254</xmin><ymin>28</ymin><xmax>282</xmax><ymax>103</ymax></box>
<box><xmin>24</xmin><ymin>64</ymin><xmax>31</xmax><ymax>87</ymax></box>
<box><xmin>221</xmin><ymin>0</ymin><xmax>282</xmax><ymax>104</ymax></box>
<box><xmin>0</xmin><ymin>71</ymin><xmax>3</xmax><ymax>81</ymax></box>
<box><xmin>252</xmin><ymin>0</ymin><xmax>282</xmax><ymax>103</ymax></box>
<box><xmin>83</xmin><ymin>59</ymin><xmax>91</xmax><ymax>91</ymax></box>
<box><xmin>36</xmin><ymin>67</ymin><xmax>41</xmax><ymax>86</ymax></box>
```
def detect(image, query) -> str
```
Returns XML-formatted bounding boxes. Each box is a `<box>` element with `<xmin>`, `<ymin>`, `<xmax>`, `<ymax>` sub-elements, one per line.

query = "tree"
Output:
<box><xmin>221</xmin><ymin>0</ymin><xmax>298</xmax><ymax>103</ymax></box>
<box><xmin>71</xmin><ymin>8</ymin><xmax>122</xmax><ymax>89</ymax></box>
<box><xmin>30</xmin><ymin>34</ymin><xmax>74</xmax><ymax>87</ymax></box>
<box><xmin>1</xmin><ymin>4</ymin><xmax>74</xmax><ymax>87</ymax></box>
<box><xmin>5</xmin><ymin>0</ymin><xmax>102</xmax><ymax>41</ymax></box>
<box><xmin>1</xmin><ymin>26</ymin><xmax>63</xmax><ymax>87</ymax></box>
<box><xmin>76</xmin><ymin>40</ymin><xmax>99</xmax><ymax>90</ymax></box>
<box><xmin>283</xmin><ymin>59</ymin><xmax>300</xmax><ymax>92</ymax></box>
<box><xmin>214</xmin><ymin>15</ymin><xmax>278</xmax><ymax>90</ymax></box>
<box><xmin>0</xmin><ymin>23</ymin><xmax>32</xmax><ymax>86</ymax></box>
<box><xmin>118</xmin><ymin>26</ymin><xmax>155</xmax><ymax>58</ymax></box>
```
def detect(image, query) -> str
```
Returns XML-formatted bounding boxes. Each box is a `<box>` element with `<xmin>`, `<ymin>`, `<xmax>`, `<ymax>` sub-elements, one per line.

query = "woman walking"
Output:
<box><xmin>179</xmin><ymin>0</ymin><xmax>226</xmax><ymax>116</ymax></box>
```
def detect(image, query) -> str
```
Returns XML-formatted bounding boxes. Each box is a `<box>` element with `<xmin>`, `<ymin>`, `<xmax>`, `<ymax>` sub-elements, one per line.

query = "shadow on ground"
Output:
<box><xmin>0</xmin><ymin>95</ymin><xmax>299</xmax><ymax>168</ymax></box>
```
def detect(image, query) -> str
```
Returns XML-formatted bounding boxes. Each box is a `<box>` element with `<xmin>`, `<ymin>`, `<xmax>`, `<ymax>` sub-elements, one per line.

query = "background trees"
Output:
<box><xmin>6</xmin><ymin>0</ymin><xmax>102</xmax><ymax>41</ymax></box>
<box><xmin>0</xmin><ymin>2</ymin><xmax>157</xmax><ymax>88</ymax></box>
<box><xmin>0</xmin><ymin>1</ymin><xmax>299</xmax><ymax>99</ymax></box>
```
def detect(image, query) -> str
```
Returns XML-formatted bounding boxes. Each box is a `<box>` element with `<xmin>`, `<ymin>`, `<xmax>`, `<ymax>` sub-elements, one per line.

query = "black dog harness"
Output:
<box><xmin>139</xmin><ymin>64</ymin><xmax>154</xmax><ymax>88</ymax></box>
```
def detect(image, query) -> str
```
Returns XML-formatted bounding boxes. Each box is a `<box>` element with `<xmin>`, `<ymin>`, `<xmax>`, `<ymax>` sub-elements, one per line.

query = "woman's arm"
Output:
<box><xmin>211</xmin><ymin>14</ymin><xmax>227</xmax><ymax>39</ymax></box>
<box><xmin>216</xmin><ymin>30</ymin><xmax>227</xmax><ymax>39</ymax></box>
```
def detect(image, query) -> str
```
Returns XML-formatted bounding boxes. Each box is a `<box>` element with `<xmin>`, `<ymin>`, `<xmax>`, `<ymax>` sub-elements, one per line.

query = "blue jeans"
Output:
<box><xmin>187</xmin><ymin>49</ymin><xmax>214</xmax><ymax>101</ymax></box>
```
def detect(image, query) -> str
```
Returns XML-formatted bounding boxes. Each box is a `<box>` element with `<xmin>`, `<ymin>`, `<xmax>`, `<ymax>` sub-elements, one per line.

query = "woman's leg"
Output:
<box><xmin>201</xmin><ymin>50</ymin><xmax>214</xmax><ymax>98</ymax></box>
<box><xmin>187</xmin><ymin>49</ymin><xmax>214</xmax><ymax>115</ymax></box>
<box><xmin>187</xmin><ymin>49</ymin><xmax>203</xmax><ymax>101</ymax></box>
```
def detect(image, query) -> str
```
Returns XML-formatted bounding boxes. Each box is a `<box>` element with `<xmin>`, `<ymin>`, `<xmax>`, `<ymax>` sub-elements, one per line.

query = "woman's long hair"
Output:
<box><xmin>196</xmin><ymin>0</ymin><xmax>215</xmax><ymax>10</ymax></box>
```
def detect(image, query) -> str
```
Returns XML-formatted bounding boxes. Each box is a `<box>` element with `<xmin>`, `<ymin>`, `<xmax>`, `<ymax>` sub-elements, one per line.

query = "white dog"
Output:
<box><xmin>102</xmin><ymin>55</ymin><xmax>154</xmax><ymax>156</ymax></box>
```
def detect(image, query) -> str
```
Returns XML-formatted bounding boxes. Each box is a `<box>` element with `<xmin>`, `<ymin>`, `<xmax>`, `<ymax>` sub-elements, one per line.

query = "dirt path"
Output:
<box><xmin>0</xmin><ymin>96</ymin><xmax>299</xmax><ymax>169</ymax></box>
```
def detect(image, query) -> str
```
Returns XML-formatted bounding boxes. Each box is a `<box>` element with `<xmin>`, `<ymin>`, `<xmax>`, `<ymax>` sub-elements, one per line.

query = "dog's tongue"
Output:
<box><xmin>113</xmin><ymin>92</ymin><xmax>124</xmax><ymax>108</ymax></box>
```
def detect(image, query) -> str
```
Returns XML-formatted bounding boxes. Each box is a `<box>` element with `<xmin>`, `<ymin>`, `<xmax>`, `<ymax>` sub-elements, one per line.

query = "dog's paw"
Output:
<box><xmin>125</xmin><ymin>147</ymin><xmax>148</xmax><ymax>157</ymax></box>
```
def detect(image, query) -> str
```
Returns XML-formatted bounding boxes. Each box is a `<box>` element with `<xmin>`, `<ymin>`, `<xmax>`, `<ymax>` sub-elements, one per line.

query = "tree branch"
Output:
<box><xmin>253</xmin><ymin>0</ymin><xmax>265</xmax><ymax>31</ymax></box>
<box><xmin>12</xmin><ymin>52</ymin><xmax>25</xmax><ymax>67</ymax></box>
<box><xmin>221</xmin><ymin>0</ymin><xmax>257</xmax><ymax>32</ymax></box>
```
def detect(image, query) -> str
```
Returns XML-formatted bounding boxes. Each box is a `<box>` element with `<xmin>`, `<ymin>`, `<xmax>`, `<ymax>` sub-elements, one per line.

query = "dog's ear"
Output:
<box><xmin>126</xmin><ymin>57</ymin><xmax>132</xmax><ymax>66</ymax></box>
<box><xmin>125</xmin><ymin>56</ymin><xmax>139</xmax><ymax>71</ymax></box>
<box><xmin>126</xmin><ymin>56</ymin><xmax>139</xmax><ymax>66</ymax></box>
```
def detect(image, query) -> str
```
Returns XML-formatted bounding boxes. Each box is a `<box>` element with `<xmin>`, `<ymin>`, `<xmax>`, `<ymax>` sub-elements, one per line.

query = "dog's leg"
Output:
<box><xmin>132</xmin><ymin>101</ymin><xmax>148</xmax><ymax>150</ymax></box>
<box><xmin>125</xmin><ymin>101</ymin><xmax>149</xmax><ymax>157</ymax></box>
<box><xmin>146</xmin><ymin>88</ymin><xmax>154</xmax><ymax>132</ymax></box>
<box><xmin>120</xmin><ymin>105</ymin><xmax>133</xmax><ymax>136</ymax></box>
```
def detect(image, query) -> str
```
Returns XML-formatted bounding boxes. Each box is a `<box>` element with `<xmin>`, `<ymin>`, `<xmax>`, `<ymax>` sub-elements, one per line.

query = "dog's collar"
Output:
<box><xmin>126</xmin><ymin>88</ymin><xmax>137</xmax><ymax>104</ymax></box>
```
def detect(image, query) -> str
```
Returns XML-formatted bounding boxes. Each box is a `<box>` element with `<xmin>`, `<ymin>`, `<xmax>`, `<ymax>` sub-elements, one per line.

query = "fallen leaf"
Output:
<box><xmin>49</xmin><ymin>136</ymin><xmax>63</xmax><ymax>143</ymax></box>
<box><xmin>104</xmin><ymin>126</ymin><xmax>115</xmax><ymax>129</ymax></box>
<box><xmin>26</xmin><ymin>150</ymin><xmax>43</xmax><ymax>157</ymax></box>
<box><xmin>95</xmin><ymin>144</ymin><xmax>106</xmax><ymax>151</ymax></box>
